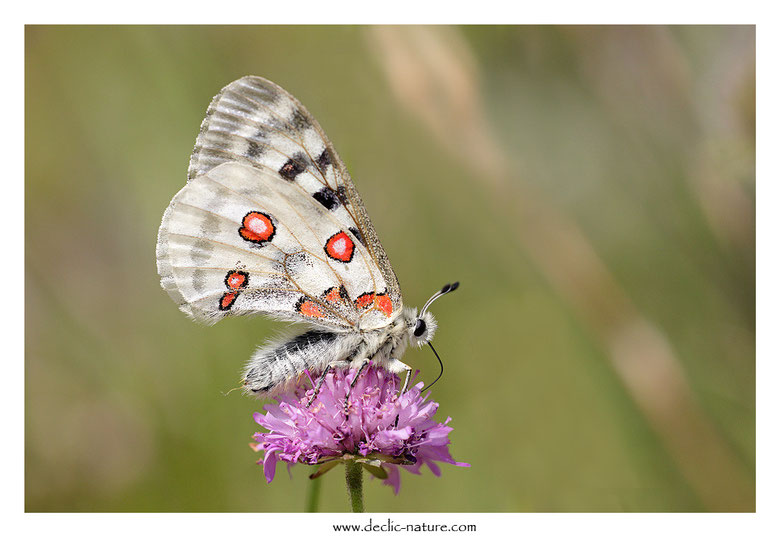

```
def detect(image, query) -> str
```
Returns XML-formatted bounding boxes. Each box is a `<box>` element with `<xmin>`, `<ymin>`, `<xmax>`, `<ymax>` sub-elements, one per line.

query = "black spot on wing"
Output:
<box><xmin>349</xmin><ymin>226</ymin><xmax>366</xmax><ymax>246</ymax></box>
<box><xmin>313</xmin><ymin>187</ymin><xmax>341</xmax><ymax>210</ymax></box>
<box><xmin>279</xmin><ymin>155</ymin><xmax>306</xmax><ymax>181</ymax></box>
<box><xmin>316</xmin><ymin>149</ymin><xmax>331</xmax><ymax>169</ymax></box>
<box><xmin>337</xmin><ymin>285</ymin><xmax>349</xmax><ymax>301</ymax></box>
<box><xmin>290</xmin><ymin>109</ymin><xmax>312</xmax><ymax>131</ymax></box>
<box><xmin>245</xmin><ymin>141</ymin><xmax>264</xmax><ymax>158</ymax></box>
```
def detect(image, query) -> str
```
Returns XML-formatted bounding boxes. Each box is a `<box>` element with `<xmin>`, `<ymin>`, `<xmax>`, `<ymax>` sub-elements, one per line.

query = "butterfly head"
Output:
<box><xmin>409</xmin><ymin>310</ymin><xmax>438</xmax><ymax>346</ymax></box>
<box><xmin>407</xmin><ymin>282</ymin><xmax>459</xmax><ymax>347</ymax></box>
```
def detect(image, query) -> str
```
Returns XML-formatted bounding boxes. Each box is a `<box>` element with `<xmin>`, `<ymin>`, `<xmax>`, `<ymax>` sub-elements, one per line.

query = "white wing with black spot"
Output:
<box><xmin>186</xmin><ymin>76</ymin><xmax>402</xmax><ymax>311</ymax></box>
<box><xmin>157</xmin><ymin>161</ymin><xmax>395</xmax><ymax>330</ymax></box>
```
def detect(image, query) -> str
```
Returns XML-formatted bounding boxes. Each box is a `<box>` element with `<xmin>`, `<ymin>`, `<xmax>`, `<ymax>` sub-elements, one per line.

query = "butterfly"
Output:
<box><xmin>156</xmin><ymin>76</ymin><xmax>458</xmax><ymax>403</ymax></box>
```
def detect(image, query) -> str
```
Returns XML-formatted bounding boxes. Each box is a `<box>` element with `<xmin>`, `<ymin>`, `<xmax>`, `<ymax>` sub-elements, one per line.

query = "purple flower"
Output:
<box><xmin>250</xmin><ymin>364</ymin><xmax>469</xmax><ymax>494</ymax></box>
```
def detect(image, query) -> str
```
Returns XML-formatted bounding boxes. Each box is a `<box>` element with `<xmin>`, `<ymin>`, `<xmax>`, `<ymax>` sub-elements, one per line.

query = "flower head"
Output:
<box><xmin>250</xmin><ymin>364</ymin><xmax>469</xmax><ymax>494</ymax></box>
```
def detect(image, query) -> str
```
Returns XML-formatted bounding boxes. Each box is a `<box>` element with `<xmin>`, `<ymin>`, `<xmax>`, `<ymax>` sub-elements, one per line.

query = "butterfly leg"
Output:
<box><xmin>307</xmin><ymin>364</ymin><xmax>332</xmax><ymax>408</ymax></box>
<box><xmin>385</xmin><ymin>360</ymin><xmax>413</xmax><ymax>428</ymax></box>
<box><xmin>344</xmin><ymin>359</ymin><xmax>371</xmax><ymax>412</ymax></box>
<box><xmin>400</xmin><ymin>365</ymin><xmax>412</xmax><ymax>394</ymax></box>
<box><xmin>385</xmin><ymin>358</ymin><xmax>413</xmax><ymax>395</ymax></box>
<box><xmin>307</xmin><ymin>358</ymin><xmax>352</xmax><ymax>407</ymax></box>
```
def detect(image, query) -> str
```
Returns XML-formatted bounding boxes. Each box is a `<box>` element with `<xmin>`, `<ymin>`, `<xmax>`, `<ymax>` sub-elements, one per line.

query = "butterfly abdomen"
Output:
<box><xmin>243</xmin><ymin>329</ymin><xmax>362</xmax><ymax>396</ymax></box>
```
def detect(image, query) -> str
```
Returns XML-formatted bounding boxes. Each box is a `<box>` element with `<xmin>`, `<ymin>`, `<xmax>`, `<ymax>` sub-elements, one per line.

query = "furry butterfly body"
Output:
<box><xmin>156</xmin><ymin>76</ymin><xmax>455</xmax><ymax>399</ymax></box>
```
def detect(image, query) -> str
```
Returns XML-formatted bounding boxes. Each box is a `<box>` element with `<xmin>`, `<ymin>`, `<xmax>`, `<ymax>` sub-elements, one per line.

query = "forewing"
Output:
<box><xmin>157</xmin><ymin>162</ymin><xmax>394</xmax><ymax>329</ymax></box>
<box><xmin>187</xmin><ymin>76</ymin><xmax>403</xmax><ymax>320</ymax></box>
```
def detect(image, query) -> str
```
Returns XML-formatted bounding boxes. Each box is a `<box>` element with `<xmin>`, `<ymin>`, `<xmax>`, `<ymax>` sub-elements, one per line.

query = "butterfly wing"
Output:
<box><xmin>157</xmin><ymin>77</ymin><xmax>402</xmax><ymax>329</ymax></box>
<box><xmin>188</xmin><ymin>77</ymin><xmax>402</xmax><ymax>310</ymax></box>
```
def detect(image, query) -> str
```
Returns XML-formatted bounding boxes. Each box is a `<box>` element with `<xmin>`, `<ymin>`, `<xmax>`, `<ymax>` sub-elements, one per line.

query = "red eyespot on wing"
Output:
<box><xmin>219</xmin><ymin>291</ymin><xmax>238</xmax><ymax>311</ymax></box>
<box><xmin>224</xmin><ymin>270</ymin><xmax>249</xmax><ymax>290</ymax></box>
<box><xmin>375</xmin><ymin>294</ymin><xmax>393</xmax><ymax>317</ymax></box>
<box><xmin>295</xmin><ymin>297</ymin><xmax>324</xmax><ymax>319</ymax></box>
<box><xmin>324</xmin><ymin>231</ymin><xmax>354</xmax><ymax>262</ymax></box>
<box><xmin>355</xmin><ymin>292</ymin><xmax>375</xmax><ymax>310</ymax></box>
<box><xmin>239</xmin><ymin>211</ymin><xmax>275</xmax><ymax>244</ymax></box>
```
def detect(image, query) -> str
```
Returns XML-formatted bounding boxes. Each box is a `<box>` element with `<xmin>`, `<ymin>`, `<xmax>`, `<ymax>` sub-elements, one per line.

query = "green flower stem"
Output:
<box><xmin>306</xmin><ymin>475</ymin><xmax>322</xmax><ymax>512</ymax></box>
<box><xmin>344</xmin><ymin>459</ymin><xmax>364</xmax><ymax>512</ymax></box>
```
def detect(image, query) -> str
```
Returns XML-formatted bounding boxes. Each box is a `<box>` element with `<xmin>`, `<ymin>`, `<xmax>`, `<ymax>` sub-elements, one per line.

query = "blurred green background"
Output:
<box><xmin>25</xmin><ymin>25</ymin><xmax>755</xmax><ymax>512</ymax></box>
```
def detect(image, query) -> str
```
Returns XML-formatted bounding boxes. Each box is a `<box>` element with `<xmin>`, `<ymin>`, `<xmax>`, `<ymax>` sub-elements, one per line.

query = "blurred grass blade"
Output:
<box><xmin>366</xmin><ymin>24</ymin><xmax>754</xmax><ymax>511</ymax></box>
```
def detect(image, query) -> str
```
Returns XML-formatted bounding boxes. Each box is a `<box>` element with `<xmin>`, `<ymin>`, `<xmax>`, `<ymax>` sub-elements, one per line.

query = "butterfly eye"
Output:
<box><xmin>414</xmin><ymin>318</ymin><xmax>427</xmax><ymax>337</ymax></box>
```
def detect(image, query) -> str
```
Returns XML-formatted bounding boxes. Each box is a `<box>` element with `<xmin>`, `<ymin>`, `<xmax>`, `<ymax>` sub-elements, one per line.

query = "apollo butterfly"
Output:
<box><xmin>156</xmin><ymin>76</ymin><xmax>458</xmax><ymax>401</ymax></box>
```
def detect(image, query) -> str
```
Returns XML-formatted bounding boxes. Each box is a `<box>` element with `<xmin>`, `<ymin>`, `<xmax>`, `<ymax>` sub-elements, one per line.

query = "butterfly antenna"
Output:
<box><xmin>421</xmin><ymin>342</ymin><xmax>444</xmax><ymax>393</ymax></box>
<box><xmin>418</xmin><ymin>282</ymin><xmax>459</xmax><ymax>393</ymax></box>
<box><xmin>420</xmin><ymin>281</ymin><xmax>460</xmax><ymax>316</ymax></box>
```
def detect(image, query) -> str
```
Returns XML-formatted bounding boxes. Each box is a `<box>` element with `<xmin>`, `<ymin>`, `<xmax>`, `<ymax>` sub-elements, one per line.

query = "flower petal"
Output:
<box><xmin>382</xmin><ymin>464</ymin><xmax>402</xmax><ymax>495</ymax></box>
<box><xmin>262</xmin><ymin>449</ymin><xmax>279</xmax><ymax>483</ymax></box>
<box><xmin>250</xmin><ymin>364</ymin><xmax>468</xmax><ymax>492</ymax></box>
